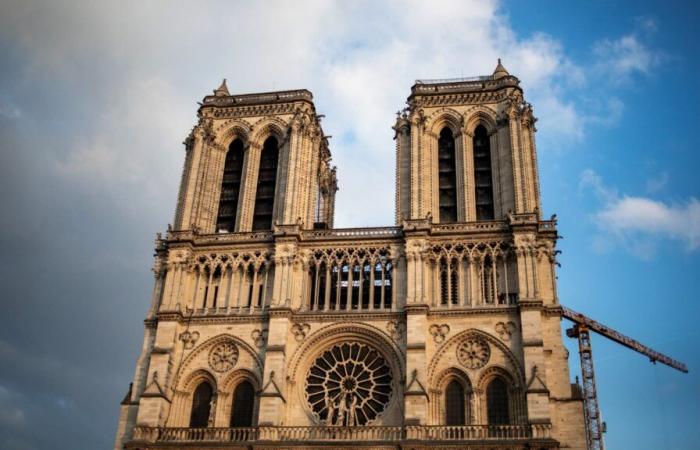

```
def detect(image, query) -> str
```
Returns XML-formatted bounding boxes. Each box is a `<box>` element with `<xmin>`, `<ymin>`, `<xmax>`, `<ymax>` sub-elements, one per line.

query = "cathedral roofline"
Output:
<box><xmin>407</xmin><ymin>72</ymin><xmax>521</xmax><ymax>103</ymax></box>
<box><xmin>200</xmin><ymin>88</ymin><xmax>315</xmax><ymax>110</ymax></box>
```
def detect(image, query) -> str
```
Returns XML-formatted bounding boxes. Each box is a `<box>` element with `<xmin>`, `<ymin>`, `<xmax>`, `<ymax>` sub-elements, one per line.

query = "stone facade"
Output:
<box><xmin>114</xmin><ymin>62</ymin><xmax>586</xmax><ymax>450</ymax></box>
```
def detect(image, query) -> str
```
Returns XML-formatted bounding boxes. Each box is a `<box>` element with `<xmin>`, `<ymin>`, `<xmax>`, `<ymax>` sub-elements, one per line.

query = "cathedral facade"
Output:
<box><xmin>114</xmin><ymin>61</ymin><xmax>586</xmax><ymax>450</ymax></box>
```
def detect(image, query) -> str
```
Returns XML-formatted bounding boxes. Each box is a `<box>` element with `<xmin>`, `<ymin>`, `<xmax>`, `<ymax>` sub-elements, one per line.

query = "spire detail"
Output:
<box><xmin>213</xmin><ymin>78</ymin><xmax>230</xmax><ymax>97</ymax></box>
<box><xmin>493</xmin><ymin>58</ymin><xmax>509</xmax><ymax>79</ymax></box>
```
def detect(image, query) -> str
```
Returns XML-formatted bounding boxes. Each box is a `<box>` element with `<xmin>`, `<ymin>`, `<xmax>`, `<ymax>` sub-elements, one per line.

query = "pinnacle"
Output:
<box><xmin>493</xmin><ymin>58</ymin><xmax>509</xmax><ymax>79</ymax></box>
<box><xmin>213</xmin><ymin>78</ymin><xmax>230</xmax><ymax>96</ymax></box>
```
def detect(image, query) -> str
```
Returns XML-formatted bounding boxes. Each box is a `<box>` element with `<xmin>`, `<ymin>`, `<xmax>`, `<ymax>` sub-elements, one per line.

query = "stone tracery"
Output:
<box><xmin>305</xmin><ymin>342</ymin><xmax>393</xmax><ymax>426</ymax></box>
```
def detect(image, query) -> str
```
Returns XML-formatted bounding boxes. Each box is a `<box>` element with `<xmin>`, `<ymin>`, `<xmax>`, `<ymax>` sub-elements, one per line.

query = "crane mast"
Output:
<box><xmin>561</xmin><ymin>306</ymin><xmax>688</xmax><ymax>450</ymax></box>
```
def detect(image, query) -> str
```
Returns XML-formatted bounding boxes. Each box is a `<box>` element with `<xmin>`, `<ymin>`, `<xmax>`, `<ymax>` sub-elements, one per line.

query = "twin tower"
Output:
<box><xmin>115</xmin><ymin>61</ymin><xmax>586</xmax><ymax>450</ymax></box>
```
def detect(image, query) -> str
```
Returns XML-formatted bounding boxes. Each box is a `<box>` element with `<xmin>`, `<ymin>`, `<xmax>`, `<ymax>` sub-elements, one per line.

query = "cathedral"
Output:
<box><xmin>114</xmin><ymin>60</ymin><xmax>587</xmax><ymax>450</ymax></box>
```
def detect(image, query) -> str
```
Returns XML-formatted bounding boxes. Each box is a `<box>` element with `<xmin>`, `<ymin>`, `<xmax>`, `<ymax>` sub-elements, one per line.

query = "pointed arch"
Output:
<box><xmin>252</xmin><ymin>136</ymin><xmax>279</xmax><ymax>230</ymax></box>
<box><xmin>438</xmin><ymin>127</ymin><xmax>458</xmax><ymax>223</ymax></box>
<box><xmin>189</xmin><ymin>380</ymin><xmax>214</xmax><ymax>427</ymax></box>
<box><xmin>230</xmin><ymin>380</ymin><xmax>255</xmax><ymax>427</ymax></box>
<box><xmin>432</xmin><ymin>367</ymin><xmax>472</xmax><ymax>425</ymax></box>
<box><xmin>473</xmin><ymin>124</ymin><xmax>495</xmax><ymax>220</ymax></box>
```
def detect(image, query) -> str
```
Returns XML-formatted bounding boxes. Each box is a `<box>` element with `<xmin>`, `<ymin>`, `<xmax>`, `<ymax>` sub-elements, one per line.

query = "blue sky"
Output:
<box><xmin>0</xmin><ymin>1</ymin><xmax>698</xmax><ymax>449</ymax></box>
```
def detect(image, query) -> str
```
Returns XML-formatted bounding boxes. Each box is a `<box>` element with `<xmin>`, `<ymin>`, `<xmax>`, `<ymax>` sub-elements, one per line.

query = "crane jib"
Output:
<box><xmin>560</xmin><ymin>306</ymin><xmax>688</xmax><ymax>373</ymax></box>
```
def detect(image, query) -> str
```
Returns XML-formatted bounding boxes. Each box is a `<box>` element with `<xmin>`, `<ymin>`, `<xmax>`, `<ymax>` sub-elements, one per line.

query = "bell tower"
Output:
<box><xmin>174</xmin><ymin>80</ymin><xmax>337</xmax><ymax>233</ymax></box>
<box><xmin>394</xmin><ymin>60</ymin><xmax>541</xmax><ymax>224</ymax></box>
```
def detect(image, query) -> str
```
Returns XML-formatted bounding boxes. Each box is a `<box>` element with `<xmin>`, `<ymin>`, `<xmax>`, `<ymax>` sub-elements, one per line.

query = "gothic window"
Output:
<box><xmin>473</xmin><ymin>125</ymin><xmax>495</xmax><ymax>220</ymax></box>
<box><xmin>438</xmin><ymin>127</ymin><xmax>458</xmax><ymax>223</ymax></box>
<box><xmin>305</xmin><ymin>342</ymin><xmax>393</xmax><ymax>426</ymax></box>
<box><xmin>440</xmin><ymin>257</ymin><xmax>459</xmax><ymax>306</ymax></box>
<box><xmin>216</xmin><ymin>138</ymin><xmax>245</xmax><ymax>232</ymax></box>
<box><xmin>230</xmin><ymin>381</ymin><xmax>255</xmax><ymax>427</ymax></box>
<box><xmin>482</xmin><ymin>255</ymin><xmax>496</xmax><ymax>304</ymax></box>
<box><xmin>252</xmin><ymin>136</ymin><xmax>279</xmax><ymax>231</ymax></box>
<box><xmin>486</xmin><ymin>377</ymin><xmax>510</xmax><ymax>425</ymax></box>
<box><xmin>189</xmin><ymin>381</ymin><xmax>213</xmax><ymax>428</ymax></box>
<box><xmin>307</xmin><ymin>253</ymin><xmax>393</xmax><ymax>311</ymax></box>
<box><xmin>445</xmin><ymin>380</ymin><xmax>466</xmax><ymax>425</ymax></box>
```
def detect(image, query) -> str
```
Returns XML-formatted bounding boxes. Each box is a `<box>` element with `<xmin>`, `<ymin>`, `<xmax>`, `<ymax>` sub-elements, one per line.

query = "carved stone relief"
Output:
<box><xmin>428</xmin><ymin>324</ymin><xmax>450</xmax><ymax>344</ymax></box>
<box><xmin>208</xmin><ymin>342</ymin><xmax>239</xmax><ymax>372</ymax></box>
<box><xmin>457</xmin><ymin>337</ymin><xmax>490</xmax><ymax>369</ymax></box>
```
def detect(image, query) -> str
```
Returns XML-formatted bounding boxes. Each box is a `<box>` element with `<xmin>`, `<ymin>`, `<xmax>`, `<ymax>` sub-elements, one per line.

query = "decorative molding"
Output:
<box><xmin>291</xmin><ymin>323</ymin><xmax>311</xmax><ymax>342</ymax></box>
<box><xmin>428</xmin><ymin>324</ymin><xmax>450</xmax><ymax>344</ymax></box>
<box><xmin>208</xmin><ymin>342</ymin><xmax>239</xmax><ymax>373</ymax></box>
<box><xmin>251</xmin><ymin>329</ymin><xmax>268</xmax><ymax>348</ymax></box>
<box><xmin>495</xmin><ymin>321</ymin><xmax>517</xmax><ymax>341</ymax></box>
<box><xmin>179</xmin><ymin>330</ymin><xmax>200</xmax><ymax>349</ymax></box>
<box><xmin>456</xmin><ymin>337</ymin><xmax>491</xmax><ymax>370</ymax></box>
<box><xmin>386</xmin><ymin>319</ymin><xmax>405</xmax><ymax>341</ymax></box>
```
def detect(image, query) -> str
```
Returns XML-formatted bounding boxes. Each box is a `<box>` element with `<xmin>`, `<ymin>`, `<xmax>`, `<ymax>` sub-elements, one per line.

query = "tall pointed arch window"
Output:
<box><xmin>486</xmin><ymin>377</ymin><xmax>510</xmax><ymax>425</ymax></box>
<box><xmin>473</xmin><ymin>125</ymin><xmax>495</xmax><ymax>220</ymax></box>
<box><xmin>252</xmin><ymin>136</ymin><xmax>279</xmax><ymax>231</ymax></box>
<box><xmin>438</xmin><ymin>127</ymin><xmax>458</xmax><ymax>223</ymax></box>
<box><xmin>230</xmin><ymin>381</ymin><xmax>255</xmax><ymax>427</ymax></box>
<box><xmin>189</xmin><ymin>381</ymin><xmax>213</xmax><ymax>427</ymax></box>
<box><xmin>216</xmin><ymin>139</ymin><xmax>245</xmax><ymax>232</ymax></box>
<box><xmin>445</xmin><ymin>380</ymin><xmax>466</xmax><ymax>425</ymax></box>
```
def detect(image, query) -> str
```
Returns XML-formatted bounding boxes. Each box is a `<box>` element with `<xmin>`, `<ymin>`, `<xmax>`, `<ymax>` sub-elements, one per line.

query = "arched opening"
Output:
<box><xmin>486</xmin><ymin>377</ymin><xmax>510</xmax><ymax>425</ymax></box>
<box><xmin>216</xmin><ymin>138</ymin><xmax>245</xmax><ymax>232</ymax></box>
<box><xmin>252</xmin><ymin>136</ymin><xmax>279</xmax><ymax>231</ymax></box>
<box><xmin>230</xmin><ymin>380</ymin><xmax>255</xmax><ymax>427</ymax></box>
<box><xmin>473</xmin><ymin>125</ymin><xmax>494</xmax><ymax>220</ymax></box>
<box><xmin>438</xmin><ymin>127</ymin><xmax>458</xmax><ymax>223</ymax></box>
<box><xmin>189</xmin><ymin>381</ymin><xmax>213</xmax><ymax>427</ymax></box>
<box><xmin>445</xmin><ymin>380</ymin><xmax>466</xmax><ymax>425</ymax></box>
<box><xmin>439</xmin><ymin>257</ymin><xmax>459</xmax><ymax>306</ymax></box>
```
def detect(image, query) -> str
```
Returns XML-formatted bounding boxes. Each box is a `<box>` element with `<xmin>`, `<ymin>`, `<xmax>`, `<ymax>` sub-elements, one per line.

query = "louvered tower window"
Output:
<box><xmin>445</xmin><ymin>380</ymin><xmax>466</xmax><ymax>425</ymax></box>
<box><xmin>230</xmin><ymin>381</ymin><xmax>255</xmax><ymax>427</ymax></box>
<box><xmin>486</xmin><ymin>377</ymin><xmax>510</xmax><ymax>425</ymax></box>
<box><xmin>189</xmin><ymin>381</ymin><xmax>213</xmax><ymax>427</ymax></box>
<box><xmin>252</xmin><ymin>137</ymin><xmax>279</xmax><ymax>231</ymax></box>
<box><xmin>438</xmin><ymin>127</ymin><xmax>458</xmax><ymax>223</ymax></box>
<box><xmin>473</xmin><ymin>125</ymin><xmax>495</xmax><ymax>220</ymax></box>
<box><xmin>216</xmin><ymin>139</ymin><xmax>244</xmax><ymax>232</ymax></box>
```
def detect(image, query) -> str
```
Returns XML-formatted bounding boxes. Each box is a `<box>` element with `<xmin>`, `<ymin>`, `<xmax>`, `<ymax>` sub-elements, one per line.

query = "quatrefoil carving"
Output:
<box><xmin>428</xmin><ymin>324</ymin><xmax>450</xmax><ymax>344</ymax></box>
<box><xmin>291</xmin><ymin>323</ymin><xmax>311</xmax><ymax>342</ymax></box>
<box><xmin>179</xmin><ymin>331</ymin><xmax>200</xmax><ymax>349</ymax></box>
<box><xmin>495</xmin><ymin>321</ymin><xmax>517</xmax><ymax>341</ymax></box>
<box><xmin>251</xmin><ymin>329</ymin><xmax>268</xmax><ymax>348</ymax></box>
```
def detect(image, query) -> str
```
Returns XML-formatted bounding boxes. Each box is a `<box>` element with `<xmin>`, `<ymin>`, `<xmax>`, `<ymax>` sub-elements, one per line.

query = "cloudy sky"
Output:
<box><xmin>0</xmin><ymin>1</ymin><xmax>698</xmax><ymax>449</ymax></box>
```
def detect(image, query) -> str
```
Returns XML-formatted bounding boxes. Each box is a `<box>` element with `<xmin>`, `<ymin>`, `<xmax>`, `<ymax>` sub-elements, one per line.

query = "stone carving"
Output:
<box><xmin>251</xmin><ymin>329</ymin><xmax>268</xmax><ymax>348</ymax></box>
<box><xmin>208</xmin><ymin>342</ymin><xmax>239</xmax><ymax>373</ymax></box>
<box><xmin>305</xmin><ymin>342</ymin><xmax>392</xmax><ymax>426</ymax></box>
<box><xmin>179</xmin><ymin>330</ymin><xmax>200</xmax><ymax>349</ymax></box>
<box><xmin>457</xmin><ymin>337</ymin><xmax>491</xmax><ymax>369</ymax></box>
<box><xmin>386</xmin><ymin>320</ymin><xmax>405</xmax><ymax>340</ymax></box>
<box><xmin>495</xmin><ymin>321</ymin><xmax>517</xmax><ymax>341</ymax></box>
<box><xmin>291</xmin><ymin>323</ymin><xmax>311</xmax><ymax>342</ymax></box>
<box><xmin>428</xmin><ymin>324</ymin><xmax>450</xmax><ymax>344</ymax></box>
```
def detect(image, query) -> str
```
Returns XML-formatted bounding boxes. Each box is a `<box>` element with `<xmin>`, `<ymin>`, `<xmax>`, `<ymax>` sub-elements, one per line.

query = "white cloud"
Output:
<box><xmin>593</xmin><ymin>33</ymin><xmax>662</xmax><ymax>81</ymax></box>
<box><xmin>580</xmin><ymin>169</ymin><xmax>700</xmax><ymax>257</ymax></box>
<box><xmin>0</xmin><ymin>1</ymin><xmax>668</xmax><ymax>230</ymax></box>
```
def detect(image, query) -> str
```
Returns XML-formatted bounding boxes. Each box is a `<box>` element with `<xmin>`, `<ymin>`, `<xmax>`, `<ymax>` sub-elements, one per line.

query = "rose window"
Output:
<box><xmin>457</xmin><ymin>337</ymin><xmax>490</xmax><ymax>369</ymax></box>
<box><xmin>208</xmin><ymin>342</ymin><xmax>239</xmax><ymax>373</ymax></box>
<box><xmin>305</xmin><ymin>342</ymin><xmax>393</xmax><ymax>426</ymax></box>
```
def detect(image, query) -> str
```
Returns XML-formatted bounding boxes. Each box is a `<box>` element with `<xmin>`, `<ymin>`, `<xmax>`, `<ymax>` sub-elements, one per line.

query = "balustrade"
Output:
<box><xmin>131</xmin><ymin>424</ymin><xmax>548</xmax><ymax>444</ymax></box>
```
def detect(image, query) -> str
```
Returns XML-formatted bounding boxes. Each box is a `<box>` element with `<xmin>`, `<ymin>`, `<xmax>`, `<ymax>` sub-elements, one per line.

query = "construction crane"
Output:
<box><xmin>561</xmin><ymin>306</ymin><xmax>688</xmax><ymax>450</ymax></box>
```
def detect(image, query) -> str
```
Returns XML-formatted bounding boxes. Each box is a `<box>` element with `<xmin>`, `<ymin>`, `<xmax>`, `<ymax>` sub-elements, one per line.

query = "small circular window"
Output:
<box><xmin>305</xmin><ymin>342</ymin><xmax>393</xmax><ymax>426</ymax></box>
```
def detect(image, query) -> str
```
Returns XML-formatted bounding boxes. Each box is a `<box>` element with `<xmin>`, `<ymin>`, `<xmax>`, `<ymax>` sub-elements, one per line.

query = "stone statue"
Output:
<box><xmin>325</xmin><ymin>395</ymin><xmax>335</xmax><ymax>426</ymax></box>
<box><xmin>335</xmin><ymin>395</ymin><xmax>346</xmax><ymax>426</ymax></box>
<box><xmin>347</xmin><ymin>395</ymin><xmax>358</xmax><ymax>427</ymax></box>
